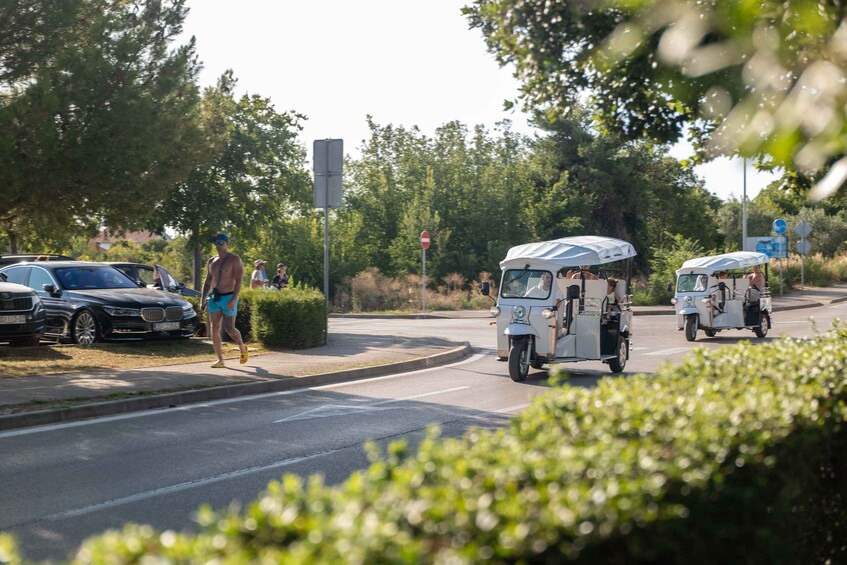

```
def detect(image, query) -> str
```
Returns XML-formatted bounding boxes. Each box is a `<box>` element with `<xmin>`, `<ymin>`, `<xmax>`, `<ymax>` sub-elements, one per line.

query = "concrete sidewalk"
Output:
<box><xmin>0</xmin><ymin>334</ymin><xmax>471</xmax><ymax>431</ymax></box>
<box><xmin>1</xmin><ymin>284</ymin><xmax>844</xmax><ymax>432</ymax></box>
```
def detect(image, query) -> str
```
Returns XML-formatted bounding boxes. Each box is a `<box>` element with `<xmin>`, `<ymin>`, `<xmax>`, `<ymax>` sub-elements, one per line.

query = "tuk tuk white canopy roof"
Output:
<box><xmin>677</xmin><ymin>251</ymin><xmax>769</xmax><ymax>274</ymax></box>
<box><xmin>500</xmin><ymin>236</ymin><xmax>637</xmax><ymax>270</ymax></box>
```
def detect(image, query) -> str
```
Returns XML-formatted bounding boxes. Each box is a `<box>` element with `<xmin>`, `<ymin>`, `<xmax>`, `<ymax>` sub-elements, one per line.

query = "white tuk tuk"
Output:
<box><xmin>672</xmin><ymin>251</ymin><xmax>772</xmax><ymax>341</ymax></box>
<box><xmin>482</xmin><ymin>236</ymin><xmax>637</xmax><ymax>382</ymax></box>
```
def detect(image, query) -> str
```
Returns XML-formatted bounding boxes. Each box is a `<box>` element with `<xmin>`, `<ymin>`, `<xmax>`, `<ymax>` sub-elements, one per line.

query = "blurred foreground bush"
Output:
<box><xmin>37</xmin><ymin>329</ymin><xmax>847</xmax><ymax>563</ymax></box>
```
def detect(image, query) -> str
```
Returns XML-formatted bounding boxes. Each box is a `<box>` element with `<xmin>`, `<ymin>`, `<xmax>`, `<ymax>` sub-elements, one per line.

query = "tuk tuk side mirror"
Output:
<box><xmin>480</xmin><ymin>282</ymin><xmax>490</xmax><ymax>296</ymax></box>
<box><xmin>666</xmin><ymin>283</ymin><xmax>673</xmax><ymax>292</ymax></box>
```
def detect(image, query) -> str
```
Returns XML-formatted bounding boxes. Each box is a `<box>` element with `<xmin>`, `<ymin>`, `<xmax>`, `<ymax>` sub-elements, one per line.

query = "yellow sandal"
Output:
<box><xmin>210</xmin><ymin>360</ymin><xmax>225</xmax><ymax>368</ymax></box>
<box><xmin>240</xmin><ymin>350</ymin><xmax>249</xmax><ymax>365</ymax></box>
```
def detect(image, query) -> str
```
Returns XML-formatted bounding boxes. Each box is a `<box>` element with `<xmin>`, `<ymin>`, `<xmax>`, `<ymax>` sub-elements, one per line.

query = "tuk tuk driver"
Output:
<box><xmin>524</xmin><ymin>271</ymin><xmax>565</xmax><ymax>305</ymax></box>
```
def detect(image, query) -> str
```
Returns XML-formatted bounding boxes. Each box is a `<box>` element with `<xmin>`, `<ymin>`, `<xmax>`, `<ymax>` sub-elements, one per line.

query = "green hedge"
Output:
<box><xmin>185</xmin><ymin>289</ymin><xmax>324</xmax><ymax>348</ymax></box>
<box><xmin>21</xmin><ymin>330</ymin><xmax>847</xmax><ymax>563</ymax></box>
<box><xmin>251</xmin><ymin>287</ymin><xmax>326</xmax><ymax>349</ymax></box>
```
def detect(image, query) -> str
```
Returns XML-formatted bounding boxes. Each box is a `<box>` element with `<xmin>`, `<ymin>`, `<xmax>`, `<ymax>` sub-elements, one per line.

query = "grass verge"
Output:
<box><xmin>0</xmin><ymin>338</ymin><xmax>267</xmax><ymax>378</ymax></box>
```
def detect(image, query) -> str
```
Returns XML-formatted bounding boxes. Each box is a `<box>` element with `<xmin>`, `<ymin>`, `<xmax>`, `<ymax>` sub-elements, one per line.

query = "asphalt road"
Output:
<box><xmin>2</xmin><ymin>302</ymin><xmax>845</xmax><ymax>562</ymax></box>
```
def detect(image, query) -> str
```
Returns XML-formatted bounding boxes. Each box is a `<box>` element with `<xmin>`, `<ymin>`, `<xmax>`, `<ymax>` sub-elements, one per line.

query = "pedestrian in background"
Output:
<box><xmin>271</xmin><ymin>263</ymin><xmax>289</xmax><ymax>289</ymax></box>
<box><xmin>250</xmin><ymin>259</ymin><xmax>269</xmax><ymax>288</ymax></box>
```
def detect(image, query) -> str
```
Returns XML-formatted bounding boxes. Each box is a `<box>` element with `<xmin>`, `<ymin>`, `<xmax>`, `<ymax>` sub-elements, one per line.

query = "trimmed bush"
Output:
<box><xmin>31</xmin><ymin>331</ymin><xmax>847</xmax><ymax>563</ymax></box>
<box><xmin>250</xmin><ymin>287</ymin><xmax>326</xmax><ymax>348</ymax></box>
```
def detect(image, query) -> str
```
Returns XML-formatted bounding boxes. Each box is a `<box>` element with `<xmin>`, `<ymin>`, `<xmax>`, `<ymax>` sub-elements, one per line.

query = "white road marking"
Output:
<box><xmin>45</xmin><ymin>451</ymin><xmax>330</xmax><ymax>521</ymax></box>
<box><xmin>0</xmin><ymin>353</ymin><xmax>488</xmax><ymax>440</ymax></box>
<box><xmin>629</xmin><ymin>346</ymin><xmax>649</xmax><ymax>351</ymax></box>
<box><xmin>644</xmin><ymin>347</ymin><xmax>692</xmax><ymax>356</ymax></box>
<box><xmin>274</xmin><ymin>386</ymin><xmax>471</xmax><ymax>423</ymax></box>
<box><xmin>498</xmin><ymin>403</ymin><xmax>530</xmax><ymax>413</ymax></box>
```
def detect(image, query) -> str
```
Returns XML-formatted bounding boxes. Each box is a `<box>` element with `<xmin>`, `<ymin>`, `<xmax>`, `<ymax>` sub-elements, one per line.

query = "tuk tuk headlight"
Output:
<box><xmin>701</xmin><ymin>298</ymin><xmax>711</xmax><ymax>304</ymax></box>
<box><xmin>489</xmin><ymin>306</ymin><xmax>501</xmax><ymax>318</ymax></box>
<box><xmin>670</xmin><ymin>297</ymin><xmax>677</xmax><ymax>305</ymax></box>
<box><xmin>512</xmin><ymin>305</ymin><xmax>526</xmax><ymax>321</ymax></box>
<box><xmin>683</xmin><ymin>296</ymin><xmax>694</xmax><ymax>307</ymax></box>
<box><xmin>541</xmin><ymin>308</ymin><xmax>556</xmax><ymax>319</ymax></box>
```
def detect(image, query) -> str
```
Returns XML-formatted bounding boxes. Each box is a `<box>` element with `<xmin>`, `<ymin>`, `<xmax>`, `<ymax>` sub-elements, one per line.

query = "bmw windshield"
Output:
<box><xmin>55</xmin><ymin>266</ymin><xmax>140</xmax><ymax>290</ymax></box>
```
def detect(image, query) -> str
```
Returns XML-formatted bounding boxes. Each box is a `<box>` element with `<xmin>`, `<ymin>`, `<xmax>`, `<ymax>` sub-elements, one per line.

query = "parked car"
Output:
<box><xmin>0</xmin><ymin>275</ymin><xmax>47</xmax><ymax>346</ymax></box>
<box><xmin>107</xmin><ymin>262</ymin><xmax>201</xmax><ymax>297</ymax></box>
<box><xmin>0</xmin><ymin>261</ymin><xmax>197</xmax><ymax>345</ymax></box>
<box><xmin>0</xmin><ymin>254</ymin><xmax>76</xmax><ymax>267</ymax></box>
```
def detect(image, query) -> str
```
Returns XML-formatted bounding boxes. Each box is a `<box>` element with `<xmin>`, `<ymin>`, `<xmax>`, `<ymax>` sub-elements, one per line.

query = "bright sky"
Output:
<box><xmin>181</xmin><ymin>0</ymin><xmax>777</xmax><ymax>201</ymax></box>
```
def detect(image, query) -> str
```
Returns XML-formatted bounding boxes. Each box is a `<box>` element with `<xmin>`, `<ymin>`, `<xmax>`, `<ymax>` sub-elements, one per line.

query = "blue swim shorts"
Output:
<box><xmin>207</xmin><ymin>292</ymin><xmax>238</xmax><ymax>316</ymax></box>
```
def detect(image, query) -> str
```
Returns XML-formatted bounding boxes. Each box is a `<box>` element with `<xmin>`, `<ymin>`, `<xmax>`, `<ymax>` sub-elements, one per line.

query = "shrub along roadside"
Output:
<box><xmin>184</xmin><ymin>287</ymin><xmax>325</xmax><ymax>349</ymax></box>
<box><xmin>36</xmin><ymin>330</ymin><xmax>846</xmax><ymax>563</ymax></box>
<box><xmin>251</xmin><ymin>287</ymin><xmax>326</xmax><ymax>348</ymax></box>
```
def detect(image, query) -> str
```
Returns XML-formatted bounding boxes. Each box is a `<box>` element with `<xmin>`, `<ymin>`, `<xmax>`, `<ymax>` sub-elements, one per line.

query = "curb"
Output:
<box><xmin>0</xmin><ymin>343</ymin><xmax>472</xmax><ymax>432</ymax></box>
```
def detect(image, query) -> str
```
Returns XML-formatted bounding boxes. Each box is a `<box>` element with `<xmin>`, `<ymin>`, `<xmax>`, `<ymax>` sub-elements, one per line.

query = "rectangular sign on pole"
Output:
<box><xmin>745</xmin><ymin>236</ymin><xmax>787</xmax><ymax>259</ymax></box>
<box><xmin>313</xmin><ymin>139</ymin><xmax>343</xmax><ymax>209</ymax></box>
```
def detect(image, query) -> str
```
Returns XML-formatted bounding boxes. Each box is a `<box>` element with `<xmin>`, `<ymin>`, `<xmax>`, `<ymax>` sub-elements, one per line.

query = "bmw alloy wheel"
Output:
<box><xmin>73</xmin><ymin>310</ymin><xmax>98</xmax><ymax>346</ymax></box>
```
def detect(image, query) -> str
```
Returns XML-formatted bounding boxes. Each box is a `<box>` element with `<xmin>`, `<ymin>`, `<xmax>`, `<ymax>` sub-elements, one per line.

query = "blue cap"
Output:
<box><xmin>211</xmin><ymin>233</ymin><xmax>228</xmax><ymax>243</ymax></box>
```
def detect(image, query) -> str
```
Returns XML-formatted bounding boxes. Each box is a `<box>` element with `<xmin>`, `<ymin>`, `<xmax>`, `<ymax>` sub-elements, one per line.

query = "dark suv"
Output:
<box><xmin>0</xmin><ymin>276</ymin><xmax>47</xmax><ymax>346</ymax></box>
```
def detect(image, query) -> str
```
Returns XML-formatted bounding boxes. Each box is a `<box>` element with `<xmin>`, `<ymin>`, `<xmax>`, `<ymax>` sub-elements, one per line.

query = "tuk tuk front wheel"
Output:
<box><xmin>608</xmin><ymin>337</ymin><xmax>628</xmax><ymax>373</ymax></box>
<box><xmin>754</xmin><ymin>312</ymin><xmax>770</xmax><ymax>338</ymax></box>
<box><xmin>508</xmin><ymin>338</ymin><xmax>531</xmax><ymax>382</ymax></box>
<box><xmin>684</xmin><ymin>315</ymin><xmax>698</xmax><ymax>342</ymax></box>
<box><xmin>704</xmin><ymin>328</ymin><xmax>717</xmax><ymax>337</ymax></box>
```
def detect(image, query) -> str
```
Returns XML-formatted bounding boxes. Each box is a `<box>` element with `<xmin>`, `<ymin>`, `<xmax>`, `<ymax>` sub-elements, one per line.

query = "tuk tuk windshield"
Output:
<box><xmin>500</xmin><ymin>269</ymin><xmax>554</xmax><ymax>299</ymax></box>
<box><xmin>677</xmin><ymin>273</ymin><xmax>709</xmax><ymax>293</ymax></box>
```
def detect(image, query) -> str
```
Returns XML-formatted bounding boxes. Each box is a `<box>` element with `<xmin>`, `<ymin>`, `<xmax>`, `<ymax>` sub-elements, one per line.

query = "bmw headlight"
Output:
<box><xmin>182</xmin><ymin>303</ymin><xmax>195</xmax><ymax>314</ymax></box>
<box><xmin>489</xmin><ymin>306</ymin><xmax>501</xmax><ymax>318</ymax></box>
<box><xmin>102</xmin><ymin>305</ymin><xmax>141</xmax><ymax>317</ymax></box>
<box><xmin>512</xmin><ymin>305</ymin><xmax>526</xmax><ymax>321</ymax></box>
<box><xmin>683</xmin><ymin>296</ymin><xmax>693</xmax><ymax>307</ymax></box>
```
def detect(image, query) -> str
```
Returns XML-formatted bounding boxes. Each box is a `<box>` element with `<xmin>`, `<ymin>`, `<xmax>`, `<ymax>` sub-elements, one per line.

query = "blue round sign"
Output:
<box><xmin>772</xmin><ymin>218</ymin><xmax>787</xmax><ymax>235</ymax></box>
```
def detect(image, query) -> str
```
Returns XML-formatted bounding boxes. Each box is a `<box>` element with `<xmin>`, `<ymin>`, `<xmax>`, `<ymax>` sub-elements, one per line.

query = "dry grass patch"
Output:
<box><xmin>0</xmin><ymin>339</ymin><xmax>267</xmax><ymax>378</ymax></box>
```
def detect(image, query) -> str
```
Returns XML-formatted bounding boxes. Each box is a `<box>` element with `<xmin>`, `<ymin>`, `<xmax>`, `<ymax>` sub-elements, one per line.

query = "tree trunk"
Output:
<box><xmin>8</xmin><ymin>230</ymin><xmax>18</xmax><ymax>254</ymax></box>
<box><xmin>192</xmin><ymin>230</ymin><xmax>203</xmax><ymax>291</ymax></box>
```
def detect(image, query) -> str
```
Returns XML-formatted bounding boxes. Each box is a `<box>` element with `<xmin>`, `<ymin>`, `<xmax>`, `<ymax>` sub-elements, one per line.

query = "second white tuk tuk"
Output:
<box><xmin>482</xmin><ymin>236</ymin><xmax>637</xmax><ymax>382</ymax></box>
<box><xmin>672</xmin><ymin>251</ymin><xmax>772</xmax><ymax>341</ymax></box>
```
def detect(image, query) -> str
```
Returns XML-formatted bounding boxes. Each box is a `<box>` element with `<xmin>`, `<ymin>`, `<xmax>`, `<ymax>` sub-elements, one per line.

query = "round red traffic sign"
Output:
<box><xmin>420</xmin><ymin>230</ymin><xmax>430</xmax><ymax>250</ymax></box>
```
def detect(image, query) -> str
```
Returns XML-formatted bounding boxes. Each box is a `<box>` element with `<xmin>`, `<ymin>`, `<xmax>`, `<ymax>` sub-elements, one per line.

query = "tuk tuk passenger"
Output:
<box><xmin>605</xmin><ymin>277</ymin><xmax>621</xmax><ymax>315</ymax></box>
<box><xmin>747</xmin><ymin>264</ymin><xmax>765</xmax><ymax>290</ymax></box>
<box><xmin>569</xmin><ymin>265</ymin><xmax>598</xmax><ymax>280</ymax></box>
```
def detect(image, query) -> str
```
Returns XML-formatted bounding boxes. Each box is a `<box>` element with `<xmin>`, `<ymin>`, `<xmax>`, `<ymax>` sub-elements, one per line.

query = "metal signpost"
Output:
<box><xmin>420</xmin><ymin>230</ymin><xmax>430</xmax><ymax>311</ymax></box>
<box><xmin>771</xmin><ymin>218</ymin><xmax>788</xmax><ymax>294</ymax></box>
<box><xmin>313</xmin><ymin>139</ymin><xmax>343</xmax><ymax>312</ymax></box>
<box><xmin>795</xmin><ymin>220</ymin><xmax>812</xmax><ymax>288</ymax></box>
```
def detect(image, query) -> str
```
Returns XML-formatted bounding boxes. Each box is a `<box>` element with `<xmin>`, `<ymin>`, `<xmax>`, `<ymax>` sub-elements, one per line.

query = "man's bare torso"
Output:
<box><xmin>208</xmin><ymin>252</ymin><xmax>242</xmax><ymax>293</ymax></box>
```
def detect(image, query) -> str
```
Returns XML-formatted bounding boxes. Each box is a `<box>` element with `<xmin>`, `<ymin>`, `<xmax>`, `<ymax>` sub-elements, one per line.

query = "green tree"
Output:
<box><xmin>0</xmin><ymin>0</ymin><xmax>203</xmax><ymax>251</ymax></box>
<box><xmin>154</xmin><ymin>74</ymin><xmax>309</xmax><ymax>288</ymax></box>
<box><xmin>465</xmin><ymin>0</ymin><xmax>847</xmax><ymax>197</ymax></box>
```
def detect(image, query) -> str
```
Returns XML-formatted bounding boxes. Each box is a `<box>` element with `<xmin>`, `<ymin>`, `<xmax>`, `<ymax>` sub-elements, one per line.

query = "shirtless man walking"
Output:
<box><xmin>201</xmin><ymin>233</ymin><xmax>249</xmax><ymax>368</ymax></box>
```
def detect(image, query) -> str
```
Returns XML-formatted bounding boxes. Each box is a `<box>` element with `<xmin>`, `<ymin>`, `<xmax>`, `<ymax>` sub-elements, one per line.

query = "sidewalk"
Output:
<box><xmin>1</xmin><ymin>284</ymin><xmax>845</xmax><ymax>432</ymax></box>
<box><xmin>0</xmin><ymin>334</ymin><xmax>471</xmax><ymax>431</ymax></box>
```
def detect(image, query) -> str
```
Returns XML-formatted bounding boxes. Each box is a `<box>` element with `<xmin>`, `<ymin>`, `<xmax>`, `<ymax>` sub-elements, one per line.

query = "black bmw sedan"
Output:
<box><xmin>0</xmin><ymin>261</ymin><xmax>197</xmax><ymax>345</ymax></box>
